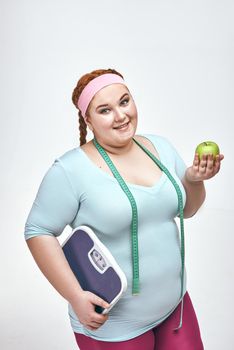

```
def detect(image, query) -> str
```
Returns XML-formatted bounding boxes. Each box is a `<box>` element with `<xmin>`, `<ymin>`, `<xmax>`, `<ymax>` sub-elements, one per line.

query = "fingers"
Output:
<box><xmin>84</xmin><ymin>293</ymin><xmax>110</xmax><ymax>331</ymax></box>
<box><xmin>186</xmin><ymin>152</ymin><xmax>224</xmax><ymax>183</ymax></box>
<box><xmin>72</xmin><ymin>291</ymin><xmax>110</xmax><ymax>332</ymax></box>
<box><xmin>193</xmin><ymin>153</ymin><xmax>200</xmax><ymax>170</ymax></box>
<box><xmin>213</xmin><ymin>154</ymin><xmax>224</xmax><ymax>173</ymax></box>
<box><xmin>85</xmin><ymin>313</ymin><xmax>109</xmax><ymax>331</ymax></box>
<box><xmin>91</xmin><ymin>293</ymin><xmax>110</xmax><ymax>310</ymax></box>
<box><xmin>83</xmin><ymin>311</ymin><xmax>109</xmax><ymax>331</ymax></box>
<box><xmin>198</xmin><ymin>153</ymin><xmax>224</xmax><ymax>179</ymax></box>
<box><xmin>199</xmin><ymin>154</ymin><xmax>208</xmax><ymax>173</ymax></box>
<box><xmin>85</xmin><ymin>315</ymin><xmax>109</xmax><ymax>331</ymax></box>
<box><xmin>206</xmin><ymin>154</ymin><xmax>215</xmax><ymax>171</ymax></box>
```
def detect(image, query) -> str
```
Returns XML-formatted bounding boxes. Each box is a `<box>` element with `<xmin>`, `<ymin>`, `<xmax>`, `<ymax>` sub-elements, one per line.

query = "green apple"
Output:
<box><xmin>195</xmin><ymin>141</ymin><xmax>220</xmax><ymax>161</ymax></box>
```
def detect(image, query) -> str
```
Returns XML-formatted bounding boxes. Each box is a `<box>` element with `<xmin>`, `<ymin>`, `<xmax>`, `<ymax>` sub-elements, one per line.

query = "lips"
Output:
<box><xmin>113</xmin><ymin>122</ymin><xmax>129</xmax><ymax>129</ymax></box>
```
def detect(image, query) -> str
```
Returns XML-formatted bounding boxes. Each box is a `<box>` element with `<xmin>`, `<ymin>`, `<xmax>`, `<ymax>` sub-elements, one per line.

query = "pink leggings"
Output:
<box><xmin>74</xmin><ymin>292</ymin><xmax>204</xmax><ymax>350</ymax></box>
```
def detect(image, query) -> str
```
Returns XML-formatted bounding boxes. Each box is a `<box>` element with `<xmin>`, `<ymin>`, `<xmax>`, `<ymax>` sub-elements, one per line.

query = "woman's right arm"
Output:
<box><xmin>26</xmin><ymin>235</ymin><xmax>110</xmax><ymax>331</ymax></box>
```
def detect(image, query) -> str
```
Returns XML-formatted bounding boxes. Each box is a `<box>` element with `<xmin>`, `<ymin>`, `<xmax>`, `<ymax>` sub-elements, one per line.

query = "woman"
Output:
<box><xmin>25</xmin><ymin>68</ymin><xmax>224</xmax><ymax>349</ymax></box>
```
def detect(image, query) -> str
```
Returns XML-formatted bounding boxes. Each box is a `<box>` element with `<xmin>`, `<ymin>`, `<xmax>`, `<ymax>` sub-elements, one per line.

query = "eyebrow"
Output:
<box><xmin>96</xmin><ymin>93</ymin><xmax>129</xmax><ymax>110</ymax></box>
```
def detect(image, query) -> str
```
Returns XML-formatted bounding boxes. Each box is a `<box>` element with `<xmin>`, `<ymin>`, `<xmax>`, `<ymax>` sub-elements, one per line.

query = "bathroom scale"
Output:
<box><xmin>62</xmin><ymin>225</ymin><xmax>128</xmax><ymax>314</ymax></box>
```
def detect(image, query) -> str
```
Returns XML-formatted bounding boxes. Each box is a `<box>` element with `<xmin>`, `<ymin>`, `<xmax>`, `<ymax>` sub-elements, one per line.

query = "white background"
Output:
<box><xmin>1</xmin><ymin>0</ymin><xmax>233</xmax><ymax>349</ymax></box>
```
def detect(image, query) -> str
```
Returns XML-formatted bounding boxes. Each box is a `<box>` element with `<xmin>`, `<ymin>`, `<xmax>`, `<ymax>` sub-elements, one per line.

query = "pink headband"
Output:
<box><xmin>77</xmin><ymin>73</ymin><xmax>126</xmax><ymax>118</ymax></box>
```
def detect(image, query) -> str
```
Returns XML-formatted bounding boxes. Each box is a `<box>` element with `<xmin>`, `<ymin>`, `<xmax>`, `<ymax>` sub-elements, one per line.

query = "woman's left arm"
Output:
<box><xmin>182</xmin><ymin>153</ymin><xmax>224</xmax><ymax>218</ymax></box>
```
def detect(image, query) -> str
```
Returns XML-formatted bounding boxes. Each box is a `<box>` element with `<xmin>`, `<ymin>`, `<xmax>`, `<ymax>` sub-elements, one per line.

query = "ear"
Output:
<box><xmin>84</xmin><ymin>115</ymin><xmax>94</xmax><ymax>131</ymax></box>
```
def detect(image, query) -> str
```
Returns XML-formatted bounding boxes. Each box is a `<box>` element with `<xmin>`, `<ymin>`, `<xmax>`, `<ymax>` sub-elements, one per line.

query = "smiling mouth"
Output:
<box><xmin>113</xmin><ymin>122</ymin><xmax>129</xmax><ymax>129</ymax></box>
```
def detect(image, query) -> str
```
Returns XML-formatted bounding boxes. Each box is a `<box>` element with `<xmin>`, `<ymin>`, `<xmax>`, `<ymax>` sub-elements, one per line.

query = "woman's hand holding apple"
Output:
<box><xmin>185</xmin><ymin>142</ymin><xmax>224</xmax><ymax>183</ymax></box>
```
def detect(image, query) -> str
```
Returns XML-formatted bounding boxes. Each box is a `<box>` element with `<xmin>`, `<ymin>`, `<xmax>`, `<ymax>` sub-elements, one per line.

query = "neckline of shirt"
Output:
<box><xmin>77</xmin><ymin>134</ymin><xmax>167</xmax><ymax>192</ymax></box>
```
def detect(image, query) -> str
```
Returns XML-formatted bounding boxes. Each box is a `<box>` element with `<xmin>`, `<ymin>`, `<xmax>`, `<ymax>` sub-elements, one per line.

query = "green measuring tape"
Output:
<box><xmin>92</xmin><ymin>137</ymin><xmax>185</xmax><ymax>307</ymax></box>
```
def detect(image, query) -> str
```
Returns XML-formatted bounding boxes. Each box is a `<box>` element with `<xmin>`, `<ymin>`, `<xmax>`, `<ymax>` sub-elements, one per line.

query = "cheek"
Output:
<box><xmin>128</xmin><ymin>102</ymin><xmax>137</xmax><ymax>116</ymax></box>
<box><xmin>96</xmin><ymin>118</ymin><xmax>113</xmax><ymax>130</ymax></box>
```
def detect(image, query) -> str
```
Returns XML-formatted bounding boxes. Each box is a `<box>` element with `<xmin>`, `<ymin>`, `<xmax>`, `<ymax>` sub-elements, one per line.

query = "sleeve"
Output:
<box><xmin>24</xmin><ymin>159</ymin><xmax>79</xmax><ymax>240</ymax></box>
<box><xmin>169</xmin><ymin>142</ymin><xmax>187</xmax><ymax>180</ymax></box>
<box><xmin>146</xmin><ymin>133</ymin><xmax>187</xmax><ymax>180</ymax></box>
<box><xmin>158</xmin><ymin>134</ymin><xmax>187</xmax><ymax>180</ymax></box>
<box><xmin>155</xmin><ymin>135</ymin><xmax>188</xmax><ymax>213</ymax></box>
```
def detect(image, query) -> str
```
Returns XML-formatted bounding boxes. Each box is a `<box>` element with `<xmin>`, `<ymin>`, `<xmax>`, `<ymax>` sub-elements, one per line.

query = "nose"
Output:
<box><xmin>114</xmin><ymin>107</ymin><xmax>126</xmax><ymax>122</ymax></box>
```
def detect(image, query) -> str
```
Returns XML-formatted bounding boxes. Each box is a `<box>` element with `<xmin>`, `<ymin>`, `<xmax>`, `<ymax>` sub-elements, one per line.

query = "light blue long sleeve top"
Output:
<box><xmin>24</xmin><ymin>134</ymin><xmax>187</xmax><ymax>342</ymax></box>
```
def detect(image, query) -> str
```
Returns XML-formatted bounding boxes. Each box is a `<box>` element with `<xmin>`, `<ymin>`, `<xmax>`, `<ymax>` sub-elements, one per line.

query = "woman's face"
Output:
<box><xmin>85</xmin><ymin>83</ymin><xmax>138</xmax><ymax>147</ymax></box>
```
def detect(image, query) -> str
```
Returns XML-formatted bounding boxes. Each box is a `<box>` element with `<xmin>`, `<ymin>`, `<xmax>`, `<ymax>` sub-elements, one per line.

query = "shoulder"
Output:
<box><xmin>39</xmin><ymin>146</ymin><xmax>89</xmax><ymax>199</ymax></box>
<box><xmin>135</xmin><ymin>133</ymin><xmax>175</xmax><ymax>152</ymax></box>
<box><xmin>135</xmin><ymin>133</ymin><xmax>185</xmax><ymax>168</ymax></box>
<box><xmin>42</xmin><ymin>147</ymin><xmax>87</xmax><ymax>188</ymax></box>
<box><xmin>56</xmin><ymin>147</ymin><xmax>80</xmax><ymax>163</ymax></box>
<box><xmin>53</xmin><ymin>146</ymin><xmax>85</xmax><ymax>170</ymax></box>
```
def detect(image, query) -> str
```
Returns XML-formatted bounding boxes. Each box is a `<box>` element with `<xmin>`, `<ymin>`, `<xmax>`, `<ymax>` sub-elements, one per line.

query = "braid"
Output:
<box><xmin>78</xmin><ymin>111</ymin><xmax>87</xmax><ymax>146</ymax></box>
<box><xmin>72</xmin><ymin>68</ymin><xmax>124</xmax><ymax>146</ymax></box>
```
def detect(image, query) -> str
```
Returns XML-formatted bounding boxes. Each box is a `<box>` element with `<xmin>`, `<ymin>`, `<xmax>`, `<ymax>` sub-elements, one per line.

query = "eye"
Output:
<box><xmin>121</xmin><ymin>98</ymin><xmax>129</xmax><ymax>105</ymax></box>
<box><xmin>100</xmin><ymin>108</ymin><xmax>110</xmax><ymax>114</ymax></box>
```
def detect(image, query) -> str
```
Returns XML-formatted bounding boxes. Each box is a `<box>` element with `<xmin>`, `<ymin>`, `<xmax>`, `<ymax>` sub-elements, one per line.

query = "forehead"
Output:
<box><xmin>90</xmin><ymin>83</ymin><xmax>130</xmax><ymax>106</ymax></box>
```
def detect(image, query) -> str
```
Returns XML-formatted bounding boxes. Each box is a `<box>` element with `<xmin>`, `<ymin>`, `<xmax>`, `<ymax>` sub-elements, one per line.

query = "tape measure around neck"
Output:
<box><xmin>93</xmin><ymin>137</ymin><xmax>139</xmax><ymax>294</ymax></box>
<box><xmin>92</xmin><ymin>137</ymin><xmax>185</xmax><ymax>301</ymax></box>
